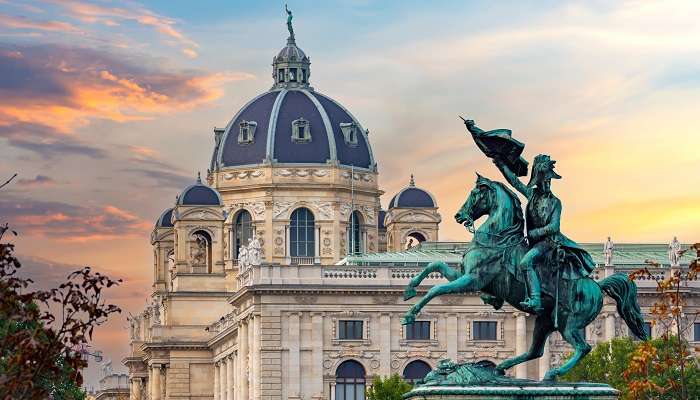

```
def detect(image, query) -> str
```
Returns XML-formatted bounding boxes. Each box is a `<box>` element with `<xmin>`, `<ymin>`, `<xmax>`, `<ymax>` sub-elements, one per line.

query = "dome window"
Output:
<box><xmin>301</xmin><ymin>69</ymin><xmax>307</xmax><ymax>83</ymax></box>
<box><xmin>292</xmin><ymin>118</ymin><xmax>312</xmax><ymax>143</ymax></box>
<box><xmin>289</xmin><ymin>68</ymin><xmax>298</xmax><ymax>82</ymax></box>
<box><xmin>278</xmin><ymin>69</ymin><xmax>286</xmax><ymax>83</ymax></box>
<box><xmin>238</xmin><ymin>120</ymin><xmax>257</xmax><ymax>144</ymax></box>
<box><xmin>340</xmin><ymin>122</ymin><xmax>359</xmax><ymax>146</ymax></box>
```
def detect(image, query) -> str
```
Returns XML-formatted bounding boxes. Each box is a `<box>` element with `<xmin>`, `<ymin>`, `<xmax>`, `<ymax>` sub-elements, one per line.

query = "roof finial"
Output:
<box><xmin>409</xmin><ymin>174</ymin><xmax>415</xmax><ymax>187</ymax></box>
<box><xmin>285</xmin><ymin>4</ymin><xmax>295</xmax><ymax>41</ymax></box>
<box><xmin>196</xmin><ymin>171</ymin><xmax>202</xmax><ymax>183</ymax></box>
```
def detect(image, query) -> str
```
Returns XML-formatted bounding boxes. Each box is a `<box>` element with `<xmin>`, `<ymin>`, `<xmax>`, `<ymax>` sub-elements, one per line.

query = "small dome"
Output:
<box><xmin>155</xmin><ymin>208</ymin><xmax>174</xmax><ymax>228</ymax></box>
<box><xmin>177</xmin><ymin>175</ymin><xmax>222</xmax><ymax>206</ymax></box>
<box><xmin>388</xmin><ymin>175</ymin><xmax>436</xmax><ymax>209</ymax></box>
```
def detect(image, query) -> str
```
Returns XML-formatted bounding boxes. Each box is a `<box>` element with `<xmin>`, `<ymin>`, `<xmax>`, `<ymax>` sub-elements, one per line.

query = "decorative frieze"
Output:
<box><xmin>274</xmin><ymin>168</ymin><xmax>328</xmax><ymax>178</ymax></box>
<box><xmin>223</xmin><ymin>170</ymin><xmax>264</xmax><ymax>180</ymax></box>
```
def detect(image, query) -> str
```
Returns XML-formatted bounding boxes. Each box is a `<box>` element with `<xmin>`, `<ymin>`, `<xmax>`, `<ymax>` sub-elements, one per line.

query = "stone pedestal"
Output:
<box><xmin>403</xmin><ymin>384</ymin><xmax>619</xmax><ymax>399</ymax></box>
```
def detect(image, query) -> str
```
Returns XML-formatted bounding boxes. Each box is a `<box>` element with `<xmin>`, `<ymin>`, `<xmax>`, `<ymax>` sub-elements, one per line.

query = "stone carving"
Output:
<box><xmin>223</xmin><ymin>170</ymin><xmax>264</xmax><ymax>180</ymax></box>
<box><xmin>152</xmin><ymin>299</ymin><xmax>161</xmax><ymax>325</ymax></box>
<box><xmin>230</xmin><ymin>202</ymin><xmax>265</xmax><ymax>219</ymax></box>
<box><xmin>669</xmin><ymin>236</ymin><xmax>682</xmax><ymax>266</ymax></box>
<box><xmin>274</xmin><ymin>168</ymin><xmax>328</xmax><ymax>178</ymax></box>
<box><xmin>128</xmin><ymin>315</ymin><xmax>140</xmax><ymax>340</ymax></box>
<box><xmin>604</xmin><ymin>236</ymin><xmax>614</xmax><ymax>266</ymax></box>
<box><xmin>273</xmin><ymin>201</ymin><xmax>294</xmax><ymax>218</ymax></box>
<box><xmin>238</xmin><ymin>245</ymin><xmax>249</xmax><ymax>270</ymax></box>
<box><xmin>101</xmin><ymin>358</ymin><xmax>113</xmax><ymax>378</ymax></box>
<box><xmin>239</xmin><ymin>236</ymin><xmax>262</xmax><ymax>271</ymax></box>
<box><xmin>371</xmin><ymin>295</ymin><xmax>396</xmax><ymax>305</ymax></box>
<box><xmin>339</xmin><ymin>203</ymin><xmax>352</xmax><ymax>217</ymax></box>
<box><xmin>190</xmin><ymin>234</ymin><xmax>208</xmax><ymax>267</ymax></box>
<box><xmin>311</xmin><ymin>201</ymin><xmax>333</xmax><ymax>219</ymax></box>
<box><xmin>402</xmin><ymin>212</ymin><xmax>433</xmax><ymax>222</ymax></box>
<box><xmin>294</xmin><ymin>295</ymin><xmax>317</xmax><ymax>305</ymax></box>
<box><xmin>341</xmin><ymin>170</ymin><xmax>373</xmax><ymax>182</ymax></box>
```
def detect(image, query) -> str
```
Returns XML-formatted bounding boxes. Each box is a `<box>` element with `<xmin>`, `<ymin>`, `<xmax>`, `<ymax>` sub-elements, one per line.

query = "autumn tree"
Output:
<box><xmin>0</xmin><ymin>223</ymin><xmax>122</xmax><ymax>399</ymax></box>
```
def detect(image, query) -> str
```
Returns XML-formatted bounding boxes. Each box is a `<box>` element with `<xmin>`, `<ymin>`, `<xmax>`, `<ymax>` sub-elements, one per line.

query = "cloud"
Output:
<box><xmin>0</xmin><ymin>44</ymin><xmax>252</xmax><ymax>155</ymax></box>
<box><xmin>16</xmin><ymin>175</ymin><xmax>57</xmax><ymax>187</ymax></box>
<box><xmin>0</xmin><ymin>13</ymin><xmax>82</xmax><ymax>33</ymax></box>
<box><xmin>46</xmin><ymin>0</ymin><xmax>198</xmax><ymax>54</ymax></box>
<box><xmin>0</xmin><ymin>195</ymin><xmax>152</xmax><ymax>242</ymax></box>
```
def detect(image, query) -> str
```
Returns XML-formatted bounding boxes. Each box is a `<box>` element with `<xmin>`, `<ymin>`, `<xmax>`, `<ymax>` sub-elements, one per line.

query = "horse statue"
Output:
<box><xmin>401</xmin><ymin>174</ymin><xmax>647</xmax><ymax>381</ymax></box>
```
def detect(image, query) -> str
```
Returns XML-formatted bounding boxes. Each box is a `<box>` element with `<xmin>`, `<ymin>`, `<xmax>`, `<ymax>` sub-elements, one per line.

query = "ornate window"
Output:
<box><xmin>301</xmin><ymin>68</ymin><xmax>307</xmax><ymax>83</ymax></box>
<box><xmin>338</xmin><ymin>320</ymin><xmax>363</xmax><ymax>340</ymax></box>
<box><xmin>405</xmin><ymin>321</ymin><xmax>431</xmax><ymax>340</ymax></box>
<box><xmin>403</xmin><ymin>360</ymin><xmax>431</xmax><ymax>385</ymax></box>
<box><xmin>292</xmin><ymin>118</ymin><xmax>311</xmax><ymax>143</ymax></box>
<box><xmin>290</xmin><ymin>207</ymin><xmax>315</xmax><ymax>258</ymax></box>
<box><xmin>340</xmin><ymin>122</ymin><xmax>358</xmax><ymax>146</ymax></box>
<box><xmin>233</xmin><ymin>210</ymin><xmax>253</xmax><ymax>260</ymax></box>
<box><xmin>643</xmin><ymin>322</ymin><xmax>652</xmax><ymax>339</ymax></box>
<box><xmin>238</xmin><ymin>120</ymin><xmax>257</xmax><ymax>144</ymax></box>
<box><xmin>278</xmin><ymin>69</ymin><xmax>285</xmax><ymax>83</ymax></box>
<box><xmin>348</xmin><ymin>211</ymin><xmax>362</xmax><ymax>255</ymax></box>
<box><xmin>694</xmin><ymin>323</ymin><xmax>700</xmax><ymax>341</ymax></box>
<box><xmin>336</xmin><ymin>360</ymin><xmax>366</xmax><ymax>400</ymax></box>
<box><xmin>289</xmin><ymin>67</ymin><xmax>298</xmax><ymax>82</ymax></box>
<box><xmin>473</xmin><ymin>321</ymin><xmax>497</xmax><ymax>341</ymax></box>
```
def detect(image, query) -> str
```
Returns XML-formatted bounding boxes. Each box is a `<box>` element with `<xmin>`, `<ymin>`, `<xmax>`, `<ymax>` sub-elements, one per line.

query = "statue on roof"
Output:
<box><xmin>604</xmin><ymin>236</ymin><xmax>614</xmax><ymax>266</ymax></box>
<box><xmin>669</xmin><ymin>236</ymin><xmax>682</xmax><ymax>266</ymax></box>
<box><xmin>285</xmin><ymin>4</ymin><xmax>295</xmax><ymax>39</ymax></box>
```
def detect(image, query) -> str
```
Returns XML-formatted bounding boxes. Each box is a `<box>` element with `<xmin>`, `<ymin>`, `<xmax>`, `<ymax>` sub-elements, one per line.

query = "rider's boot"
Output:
<box><xmin>520</xmin><ymin>268</ymin><xmax>543</xmax><ymax>314</ymax></box>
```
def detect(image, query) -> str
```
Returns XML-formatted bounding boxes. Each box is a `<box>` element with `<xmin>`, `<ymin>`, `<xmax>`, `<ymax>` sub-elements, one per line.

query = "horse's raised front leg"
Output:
<box><xmin>402</xmin><ymin>274</ymin><xmax>478</xmax><ymax>325</ymax></box>
<box><xmin>496</xmin><ymin>315</ymin><xmax>553</xmax><ymax>375</ymax></box>
<box><xmin>404</xmin><ymin>261</ymin><xmax>460</xmax><ymax>300</ymax></box>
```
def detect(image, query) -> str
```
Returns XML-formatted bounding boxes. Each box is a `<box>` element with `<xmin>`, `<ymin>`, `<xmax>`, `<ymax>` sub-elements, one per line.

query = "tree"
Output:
<box><xmin>625</xmin><ymin>244</ymin><xmax>700</xmax><ymax>400</ymax></box>
<box><xmin>563</xmin><ymin>336</ymin><xmax>700</xmax><ymax>399</ymax></box>
<box><xmin>366</xmin><ymin>374</ymin><xmax>413</xmax><ymax>400</ymax></box>
<box><xmin>0</xmin><ymin>225</ymin><xmax>122</xmax><ymax>399</ymax></box>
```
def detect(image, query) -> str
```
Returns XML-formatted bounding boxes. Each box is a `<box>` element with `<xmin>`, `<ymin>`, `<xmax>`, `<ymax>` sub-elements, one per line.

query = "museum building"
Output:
<box><xmin>122</xmin><ymin>21</ymin><xmax>700</xmax><ymax>400</ymax></box>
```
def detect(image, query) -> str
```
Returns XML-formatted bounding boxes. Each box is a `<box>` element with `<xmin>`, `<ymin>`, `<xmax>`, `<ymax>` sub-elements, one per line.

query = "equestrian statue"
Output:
<box><xmin>401</xmin><ymin>118</ymin><xmax>647</xmax><ymax>383</ymax></box>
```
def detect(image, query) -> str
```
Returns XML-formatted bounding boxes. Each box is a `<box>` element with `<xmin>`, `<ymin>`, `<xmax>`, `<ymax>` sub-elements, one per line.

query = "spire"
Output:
<box><xmin>272</xmin><ymin>6</ymin><xmax>310</xmax><ymax>89</ymax></box>
<box><xmin>409</xmin><ymin>174</ymin><xmax>415</xmax><ymax>187</ymax></box>
<box><xmin>196</xmin><ymin>172</ymin><xmax>202</xmax><ymax>184</ymax></box>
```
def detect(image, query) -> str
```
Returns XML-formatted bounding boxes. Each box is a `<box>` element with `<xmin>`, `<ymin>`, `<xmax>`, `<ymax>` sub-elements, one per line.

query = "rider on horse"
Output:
<box><xmin>493</xmin><ymin>154</ymin><xmax>595</xmax><ymax>314</ymax></box>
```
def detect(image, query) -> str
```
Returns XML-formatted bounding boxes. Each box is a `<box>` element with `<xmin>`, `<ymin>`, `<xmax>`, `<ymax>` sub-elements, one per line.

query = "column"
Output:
<box><xmin>514</xmin><ymin>312</ymin><xmax>527</xmax><ymax>379</ymax></box>
<box><xmin>214</xmin><ymin>362</ymin><xmax>220</xmax><ymax>400</ymax></box>
<box><xmin>252</xmin><ymin>315</ymin><xmax>261</xmax><ymax>400</ymax></box>
<box><xmin>289</xmin><ymin>313</ymin><xmax>301</xmax><ymax>397</ymax></box>
<box><xmin>311</xmin><ymin>313</ymin><xmax>324</xmax><ymax>397</ymax></box>
<box><xmin>605</xmin><ymin>313</ymin><xmax>616</xmax><ymax>341</ymax></box>
<box><xmin>446</xmin><ymin>314</ymin><xmax>458</xmax><ymax>361</ymax></box>
<box><xmin>151</xmin><ymin>365</ymin><xmax>161</xmax><ymax>400</ymax></box>
<box><xmin>220</xmin><ymin>359</ymin><xmax>227</xmax><ymax>400</ymax></box>
<box><xmin>379</xmin><ymin>313</ymin><xmax>391</xmax><ymax>376</ymax></box>
<box><xmin>227</xmin><ymin>355</ymin><xmax>234</xmax><ymax>400</ymax></box>
<box><xmin>232</xmin><ymin>352</ymin><xmax>238</xmax><ymax>400</ymax></box>
<box><xmin>539</xmin><ymin>337</ymin><xmax>551</xmax><ymax>380</ymax></box>
<box><xmin>239</xmin><ymin>320</ymin><xmax>249</xmax><ymax>399</ymax></box>
<box><xmin>131</xmin><ymin>378</ymin><xmax>141</xmax><ymax>400</ymax></box>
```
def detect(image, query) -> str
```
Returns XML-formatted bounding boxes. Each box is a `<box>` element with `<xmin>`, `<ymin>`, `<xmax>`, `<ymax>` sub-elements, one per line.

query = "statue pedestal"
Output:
<box><xmin>404</xmin><ymin>360</ymin><xmax>618</xmax><ymax>400</ymax></box>
<box><xmin>404</xmin><ymin>384</ymin><xmax>619</xmax><ymax>400</ymax></box>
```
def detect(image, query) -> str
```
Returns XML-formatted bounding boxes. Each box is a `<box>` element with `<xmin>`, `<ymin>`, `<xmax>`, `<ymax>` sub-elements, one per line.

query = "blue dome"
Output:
<box><xmin>177</xmin><ymin>177</ymin><xmax>222</xmax><ymax>206</ymax></box>
<box><xmin>388</xmin><ymin>176</ymin><xmax>436</xmax><ymax>209</ymax></box>
<box><xmin>212</xmin><ymin>89</ymin><xmax>375</xmax><ymax>170</ymax></box>
<box><xmin>156</xmin><ymin>208</ymin><xmax>174</xmax><ymax>228</ymax></box>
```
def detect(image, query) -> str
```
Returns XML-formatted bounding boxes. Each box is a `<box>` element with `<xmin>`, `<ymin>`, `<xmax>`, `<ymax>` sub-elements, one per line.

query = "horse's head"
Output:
<box><xmin>454</xmin><ymin>173</ymin><xmax>495</xmax><ymax>229</ymax></box>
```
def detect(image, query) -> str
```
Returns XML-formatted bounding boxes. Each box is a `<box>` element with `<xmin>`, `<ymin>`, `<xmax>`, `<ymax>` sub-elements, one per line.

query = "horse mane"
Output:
<box><xmin>489</xmin><ymin>180</ymin><xmax>525</xmax><ymax>234</ymax></box>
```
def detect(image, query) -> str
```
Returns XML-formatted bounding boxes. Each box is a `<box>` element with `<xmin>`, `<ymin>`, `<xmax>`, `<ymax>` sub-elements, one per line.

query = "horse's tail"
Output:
<box><xmin>598</xmin><ymin>273</ymin><xmax>647</xmax><ymax>340</ymax></box>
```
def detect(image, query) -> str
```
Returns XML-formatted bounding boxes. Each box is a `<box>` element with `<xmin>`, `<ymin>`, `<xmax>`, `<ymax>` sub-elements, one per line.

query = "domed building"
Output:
<box><xmin>124</xmin><ymin>13</ymin><xmax>700</xmax><ymax>400</ymax></box>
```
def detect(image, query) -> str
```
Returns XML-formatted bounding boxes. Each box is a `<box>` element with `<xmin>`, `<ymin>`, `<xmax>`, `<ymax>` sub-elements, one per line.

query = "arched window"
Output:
<box><xmin>190</xmin><ymin>230</ymin><xmax>212</xmax><ymax>273</ymax></box>
<box><xmin>348</xmin><ymin>211</ymin><xmax>362</xmax><ymax>255</ymax></box>
<box><xmin>402</xmin><ymin>360</ymin><xmax>431</xmax><ymax>385</ymax></box>
<box><xmin>405</xmin><ymin>232</ymin><xmax>426</xmax><ymax>249</ymax></box>
<box><xmin>233</xmin><ymin>210</ymin><xmax>253</xmax><ymax>259</ymax></box>
<box><xmin>290</xmin><ymin>207</ymin><xmax>315</xmax><ymax>258</ymax></box>
<box><xmin>336</xmin><ymin>360</ymin><xmax>366</xmax><ymax>400</ymax></box>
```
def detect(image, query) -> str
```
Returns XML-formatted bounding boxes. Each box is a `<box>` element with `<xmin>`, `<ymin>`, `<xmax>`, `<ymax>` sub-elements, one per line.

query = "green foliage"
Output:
<box><xmin>562</xmin><ymin>336</ymin><xmax>700</xmax><ymax>400</ymax></box>
<box><xmin>366</xmin><ymin>374</ymin><xmax>412</xmax><ymax>400</ymax></box>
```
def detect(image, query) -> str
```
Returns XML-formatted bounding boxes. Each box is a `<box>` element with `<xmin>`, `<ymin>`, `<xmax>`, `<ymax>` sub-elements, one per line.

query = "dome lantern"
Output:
<box><xmin>272</xmin><ymin>6</ymin><xmax>310</xmax><ymax>90</ymax></box>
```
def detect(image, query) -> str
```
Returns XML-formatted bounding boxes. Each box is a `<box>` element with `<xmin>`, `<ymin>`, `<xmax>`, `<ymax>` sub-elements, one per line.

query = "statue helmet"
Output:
<box><xmin>527</xmin><ymin>154</ymin><xmax>561</xmax><ymax>188</ymax></box>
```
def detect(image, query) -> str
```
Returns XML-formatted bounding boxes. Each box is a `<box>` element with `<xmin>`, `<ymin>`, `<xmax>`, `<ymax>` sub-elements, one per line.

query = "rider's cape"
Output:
<box><xmin>554</xmin><ymin>233</ymin><xmax>596</xmax><ymax>280</ymax></box>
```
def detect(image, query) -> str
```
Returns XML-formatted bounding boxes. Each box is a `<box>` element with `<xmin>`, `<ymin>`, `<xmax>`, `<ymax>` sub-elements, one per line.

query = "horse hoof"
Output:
<box><xmin>401</xmin><ymin>315</ymin><xmax>415</xmax><ymax>325</ymax></box>
<box><xmin>403</xmin><ymin>287</ymin><xmax>417</xmax><ymax>301</ymax></box>
<box><xmin>543</xmin><ymin>371</ymin><xmax>558</xmax><ymax>382</ymax></box>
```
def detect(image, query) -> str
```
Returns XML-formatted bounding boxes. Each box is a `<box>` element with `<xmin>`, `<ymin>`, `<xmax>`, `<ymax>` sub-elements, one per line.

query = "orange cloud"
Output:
<box><xmin>0</xmin><ymin>13</ymin><xmax>82</xmax><ymax>33</ymax></box>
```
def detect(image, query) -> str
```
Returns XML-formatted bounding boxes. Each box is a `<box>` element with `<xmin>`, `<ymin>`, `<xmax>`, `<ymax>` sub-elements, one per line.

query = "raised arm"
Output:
<box><xmin>493</xmin><ymin>158</ymin><xmax>532</xmax><ymax>199</ymax></box>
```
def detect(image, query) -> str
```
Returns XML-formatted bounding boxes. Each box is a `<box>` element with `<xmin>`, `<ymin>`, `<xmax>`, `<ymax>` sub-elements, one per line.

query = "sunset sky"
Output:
<box><xmin>1</xmin><ymin>0</ymin><xmax>699</xmax><ymax>388</ymax></box>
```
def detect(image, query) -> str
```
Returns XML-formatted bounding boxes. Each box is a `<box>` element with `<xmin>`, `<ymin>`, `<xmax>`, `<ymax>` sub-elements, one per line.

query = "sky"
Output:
<box><xmin>1</xmin><ymin>0</ymin><xmax>699</xmax><ymax>388</ymax></box>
